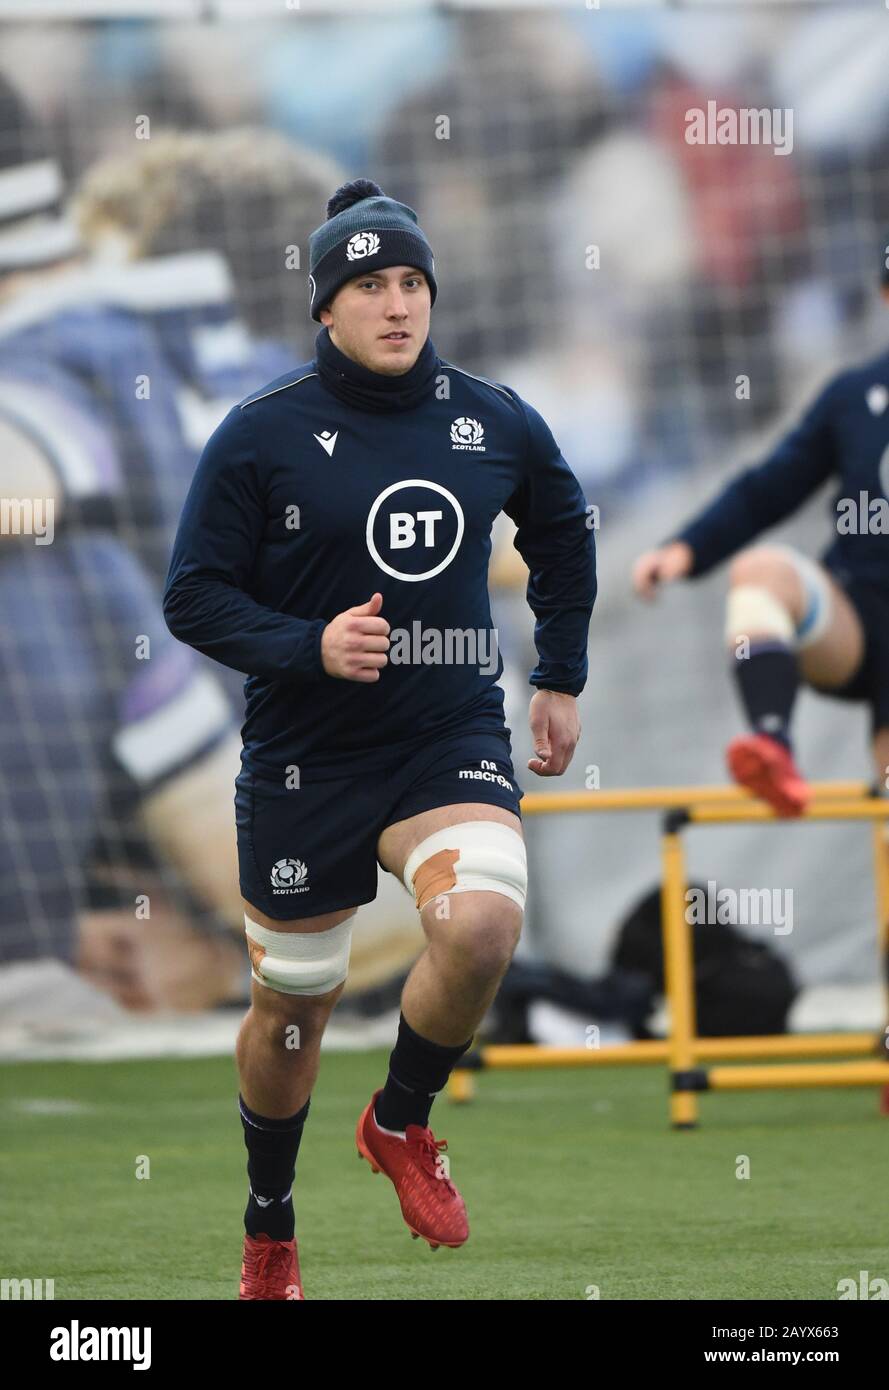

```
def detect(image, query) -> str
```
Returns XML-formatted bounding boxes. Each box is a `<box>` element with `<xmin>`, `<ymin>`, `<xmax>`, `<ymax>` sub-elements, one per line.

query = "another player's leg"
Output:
<box><xmin>357</xmin><ymin>804</ymin><xmax>525</xmax><ymax>1249</ymax></box>
<box><xmin>235</xmin><ymin>900</ymin><xmax>358</xmax><ymax>1299</ymax></box>
<box><xmin>724</xmin><ymin>545</ymin><xmax>865</xmax><ymax>815</ymax></box>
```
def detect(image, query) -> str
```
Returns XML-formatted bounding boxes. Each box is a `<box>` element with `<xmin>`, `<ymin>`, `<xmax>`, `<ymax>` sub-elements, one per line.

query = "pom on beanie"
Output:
<box><xmin>325</xmin><ymin>178</ymin><xmax>385</xmax><ymax>221</ymax></box>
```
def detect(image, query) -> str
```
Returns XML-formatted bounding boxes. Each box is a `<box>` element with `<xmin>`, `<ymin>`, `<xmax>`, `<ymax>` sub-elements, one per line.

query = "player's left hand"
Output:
<box><xmin>527</xmin><ymin>689</ymin><xmax>580</xmax><ymax>776</ymax></box>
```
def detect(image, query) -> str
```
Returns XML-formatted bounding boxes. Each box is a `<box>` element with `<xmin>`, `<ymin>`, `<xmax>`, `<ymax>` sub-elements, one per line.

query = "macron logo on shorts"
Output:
<box><xmin>457</xmin><ymin>759</ymin><xmax>513</xmax><ymax>790</ymax></box>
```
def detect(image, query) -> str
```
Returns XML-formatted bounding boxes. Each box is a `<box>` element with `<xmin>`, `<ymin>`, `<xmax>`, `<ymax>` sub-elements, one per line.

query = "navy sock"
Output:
<box><xmin>374</xmin><ymin>1013</ymin><xmax>472</xmax><ymax>1132</ymax></box>
<box><xmin>240</xmin><ymin>1094</ymin><xmax>310</xmax><ymax>1240</ymax></box>
<box><xmin>732</xmin><ymin>641</ymin><xmax>799</xmax><ymax>751</ymax></box>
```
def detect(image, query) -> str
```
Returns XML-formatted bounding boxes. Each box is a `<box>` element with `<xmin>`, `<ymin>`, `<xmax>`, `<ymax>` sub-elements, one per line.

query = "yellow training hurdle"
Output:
<box><xmin>448</xmin><ymin>781</ymin><xmax>889</xmax><ymax>1126</ymax></box>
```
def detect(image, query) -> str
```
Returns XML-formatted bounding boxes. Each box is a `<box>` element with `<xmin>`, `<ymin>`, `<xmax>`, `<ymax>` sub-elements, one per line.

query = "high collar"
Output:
<box><xmin>313</xmin><ymin>324</ymin><xmax>440</xmax><ymax>413</ymax></box>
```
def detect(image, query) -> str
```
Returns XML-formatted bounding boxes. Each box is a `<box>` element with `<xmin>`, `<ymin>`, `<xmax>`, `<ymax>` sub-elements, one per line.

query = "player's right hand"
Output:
<box><xmin>321</xmin><ymin>592</ymin><xmax>391</xmax><ymax>682</ymax></box>
<box><xmin>631</xmin><ymin>541</ymin><xmax>693</xmax><ymax>599</ymax></box>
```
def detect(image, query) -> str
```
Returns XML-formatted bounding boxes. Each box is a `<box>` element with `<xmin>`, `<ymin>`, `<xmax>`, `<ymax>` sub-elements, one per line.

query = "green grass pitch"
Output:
<box><xmin>1</xmin><ymin>1050</ymin><xmax>884</xmax><ymax>1300</ymax></box>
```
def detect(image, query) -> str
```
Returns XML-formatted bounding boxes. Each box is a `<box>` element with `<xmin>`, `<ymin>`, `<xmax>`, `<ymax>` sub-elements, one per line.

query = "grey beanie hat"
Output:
<box><xmin>307</xmin><ymin>177</ymin><xmax>437</xmax><ymax>322</ymax></box>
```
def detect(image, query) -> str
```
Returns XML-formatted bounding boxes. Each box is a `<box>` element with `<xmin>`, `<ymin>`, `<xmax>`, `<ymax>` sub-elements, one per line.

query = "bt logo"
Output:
<box><xmin>366</xmin><ymin>479</ymin><xmax>464</xmax><ymax>581</ymax></box>
<box><xmin>390</xmin><ymin>511</ymin><xmax>442</xmax><ymax>549</ymax></box>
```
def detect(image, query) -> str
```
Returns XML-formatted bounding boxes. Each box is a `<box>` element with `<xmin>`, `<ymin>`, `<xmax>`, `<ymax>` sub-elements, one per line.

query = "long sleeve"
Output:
<box><xmin>163</xmin><ymin>404</ymin><xmax>327</xmax><ymax>681</ymax></box>
<box><xmin>503</xmin><ymin>396</ymin><xmax>597</xmax><ymax>696</ymax></box>
<box><xmin>670</xmin><ymin>378</ymin><xmax>839</xmax><ymax>577</ymax></box>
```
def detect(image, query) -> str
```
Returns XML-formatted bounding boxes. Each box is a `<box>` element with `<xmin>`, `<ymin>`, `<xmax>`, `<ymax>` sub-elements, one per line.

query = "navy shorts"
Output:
<box><xmin>811</xmin><ymin>575</ymin><xmax>889</xmax><ymax>734</ymax></box>
<box><xmin>235</xmin><ymin>725</ymin><xmax>524</xmax><ymax>921</ymax></box>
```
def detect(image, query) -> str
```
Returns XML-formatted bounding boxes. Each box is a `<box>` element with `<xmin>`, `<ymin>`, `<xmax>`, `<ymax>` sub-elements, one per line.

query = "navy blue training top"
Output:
<box><xmin>672</xmin><ymin>349</ymin><xmax>889</xmax><ymax>590</ymax></box>
<box><xmin>163</xmin><ymin>354</ymin><xmax>597</xmax><ymax>777</ymax></box>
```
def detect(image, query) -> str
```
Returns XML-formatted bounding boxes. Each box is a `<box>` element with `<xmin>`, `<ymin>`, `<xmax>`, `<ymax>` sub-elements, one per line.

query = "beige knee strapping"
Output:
<box><xmin>724</xmin><ymin>585</ymin><xmax>796</xmax><ymax>646</ymax></box>
<box><xmin>402</xmin><ymin>820</ymin><xmax>527</xmax><ymax>912</ymax></box>
<box><xmin>725</xmin><ymin>553</ymin><xmax>833</xmax><ymax>652</ymax></box>
<box><xmin>244</xmin><ymin>913</ymin><xmax>355</xmax><ymax>995</ymax></box>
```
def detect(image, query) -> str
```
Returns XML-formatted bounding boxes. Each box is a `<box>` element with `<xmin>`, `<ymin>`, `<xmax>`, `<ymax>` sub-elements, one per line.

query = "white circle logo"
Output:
<box><xmin>366</xmin><ymin>479</ymin><xmax>465</xmax><ymax>582</ymax></box>
<box><xmin>346</xmin><ymin>231</ymin><xmax>380</xmax><ymax>261</ymax></box>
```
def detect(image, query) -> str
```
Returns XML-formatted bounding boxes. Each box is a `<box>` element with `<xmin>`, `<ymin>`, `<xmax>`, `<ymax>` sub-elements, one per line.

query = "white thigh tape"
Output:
<box><xmin>244</xmin><ymin>913</ymin><xmax>355</xmax><ymax>995</ymax></box>
<box><xmin>402</xmin><ymin>820</ymin><xmax>527</xmax><ymax>912</ymax></box>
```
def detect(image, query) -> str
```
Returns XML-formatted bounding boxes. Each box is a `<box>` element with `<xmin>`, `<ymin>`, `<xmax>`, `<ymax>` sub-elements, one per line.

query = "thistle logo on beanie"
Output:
<box><xmin>346</xmin><ymin>231</ymin><xmax>380</xmax><ymax>261</ymax></box>
<box><xmin>308</xmin><ymin>177</ymin><xmax>437</xmax><ymax>322</ymax></box>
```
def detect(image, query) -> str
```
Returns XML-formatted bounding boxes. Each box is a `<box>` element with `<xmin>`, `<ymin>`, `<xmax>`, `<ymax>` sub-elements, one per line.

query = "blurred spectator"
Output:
<box><xmin>75</xmin><ymin>126</ymin><xmax>342</xmax><ymax>353</ymax></box>
<box><xmin>373</xmin><ymin>9</ymin><xmax>609</xmax><ymax>368</ymax></box>
<box><xmin>0</xmin><ymin>78</ymin><xmax>244</xmax><ymax>1002</ymax></box>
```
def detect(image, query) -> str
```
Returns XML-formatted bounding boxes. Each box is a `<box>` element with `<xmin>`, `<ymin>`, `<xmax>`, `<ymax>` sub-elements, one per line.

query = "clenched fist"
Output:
<box><xmin>321</xmin><ymin>592</ymin><xmax>390</xmax><ymax>682</ymax></box>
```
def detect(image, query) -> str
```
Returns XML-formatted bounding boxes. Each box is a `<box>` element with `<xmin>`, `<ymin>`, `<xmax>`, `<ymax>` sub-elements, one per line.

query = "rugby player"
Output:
<box><xmin>164</xmin><ymin>178</ymin><xmax>597</xmax><ymax>1298</ymax></box>
<box><xmin>632</xmin><ymin>252</ymin><xmax>889</xmax><ymax>818</ymax></box>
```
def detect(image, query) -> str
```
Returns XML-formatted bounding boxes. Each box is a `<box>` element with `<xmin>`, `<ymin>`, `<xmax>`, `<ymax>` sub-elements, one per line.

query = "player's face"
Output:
<box><xmin>320</xmin><ymin>265</ymin><xmax>431</xmax><ymax>376</ymax></box>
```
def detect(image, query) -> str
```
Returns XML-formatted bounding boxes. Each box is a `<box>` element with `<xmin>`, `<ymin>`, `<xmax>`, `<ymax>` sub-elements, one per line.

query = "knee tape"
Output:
<box><xmin>725</xmin><ymin>548</ymin><xmax>834</xmax><ymax>652</ymax></box>
<box><xmin>724</xmin><ymin>585</ymin><xmax>796</xmax><ymax>647</ymax></box>
<box><xmin>402</xmin><ymin>820</ymin><xmax>527</xmax><ymax>913</ymax></box>
<box><xmin>244</xmin><ymin>913</ymin><xmax>355</xmax><ymax>995</ymax></box>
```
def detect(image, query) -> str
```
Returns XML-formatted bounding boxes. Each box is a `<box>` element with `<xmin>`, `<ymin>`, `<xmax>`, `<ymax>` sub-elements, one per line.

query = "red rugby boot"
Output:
<box><xmin>726</xmin><ymin>733</ymin><xmax>811</xmax><ymax>818</ymax></box>
<box><xmin>238</xmin><ymin>1232</ymin><xmax>304</xmax><ymax>1300</ymax></box>
<box><xmin>356</xmin><ymin>1090</ymin><xmax>469</xmax><ymax>1249</ymax></box>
